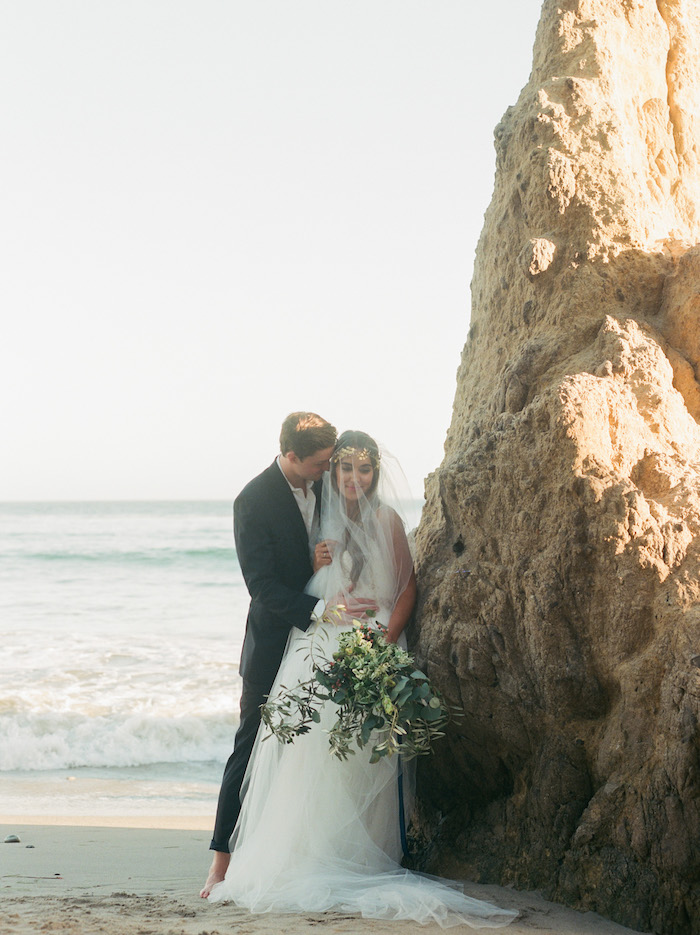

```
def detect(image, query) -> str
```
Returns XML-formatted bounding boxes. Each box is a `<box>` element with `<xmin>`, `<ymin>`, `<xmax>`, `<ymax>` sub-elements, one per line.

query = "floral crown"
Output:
<box><xmin>331</xmin><ymin>445</ymin><xmax>381</xmax><ymax>467</ymax></box>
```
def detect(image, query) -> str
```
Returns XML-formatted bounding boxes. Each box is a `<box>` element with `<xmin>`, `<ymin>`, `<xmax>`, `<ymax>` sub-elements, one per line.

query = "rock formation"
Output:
<box><xmin>412</xmin><ymin>2</ymin><xmax>700</xmax><ymax>933</ymax></box>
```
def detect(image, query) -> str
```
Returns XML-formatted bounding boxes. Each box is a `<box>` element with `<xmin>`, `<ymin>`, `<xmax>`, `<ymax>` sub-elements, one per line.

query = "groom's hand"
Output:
<box><xmin>313</xmin><ymin>539</ymin><xmax>335</xmax><ymax>573</ymax></box>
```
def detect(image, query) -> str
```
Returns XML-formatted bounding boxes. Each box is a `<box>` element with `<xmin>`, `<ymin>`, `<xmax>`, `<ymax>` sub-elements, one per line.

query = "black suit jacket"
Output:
<box><xmin>234</xmin><ymin>461</ymin><xmax>320</xmax><ymax>689</ymax></box>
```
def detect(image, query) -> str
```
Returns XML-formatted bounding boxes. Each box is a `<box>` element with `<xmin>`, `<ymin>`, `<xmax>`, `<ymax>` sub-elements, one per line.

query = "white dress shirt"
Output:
<box><xmin>276</xmin><ymin>456</ymin><xmax>317</xmax><ymax>535</ymax></box>
<box><xmin>276</xmin><ymin>457</ymin><xmax>324</xmax><ymax>621</ymax></box>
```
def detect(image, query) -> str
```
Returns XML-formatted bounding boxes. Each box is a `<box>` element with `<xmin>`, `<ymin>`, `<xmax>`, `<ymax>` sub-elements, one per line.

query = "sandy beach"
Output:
<box><xmin>0</xmin><ymin>816</ymin><xmax>646</xmax><ymax>935</ymax></box>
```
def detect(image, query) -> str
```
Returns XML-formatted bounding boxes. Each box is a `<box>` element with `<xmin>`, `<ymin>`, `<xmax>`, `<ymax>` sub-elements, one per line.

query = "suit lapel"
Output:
<box><xmin>266</xmin><ymin>461</ymin><xmax>309</xmax><ymax>545</ymax></box>
<box><xmin>312</xmin><ymin>477</ymin><xmax>323</xmax><ymax>519</ymax></box>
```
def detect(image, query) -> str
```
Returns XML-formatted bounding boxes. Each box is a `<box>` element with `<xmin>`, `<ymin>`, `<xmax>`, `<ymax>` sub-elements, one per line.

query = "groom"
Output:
<box><xmin>201</xmin><ymin>411</ymin><xmax>337</xmax><ymax>897</ymax></box>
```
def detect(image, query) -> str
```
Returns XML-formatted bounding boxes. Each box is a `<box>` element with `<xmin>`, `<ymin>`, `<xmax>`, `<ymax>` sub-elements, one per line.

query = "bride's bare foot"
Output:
<box><xmin>200</xmin><ymin>851</ymin><xmax>230</xmax><ymax>898</ymax></box>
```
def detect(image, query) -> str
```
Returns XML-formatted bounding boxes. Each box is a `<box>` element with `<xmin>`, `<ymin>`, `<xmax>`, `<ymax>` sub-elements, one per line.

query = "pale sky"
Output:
<box><xmin>2</xmin><ymin>0</ymin><xmax>543</xmax><ymax>501</ymax></box>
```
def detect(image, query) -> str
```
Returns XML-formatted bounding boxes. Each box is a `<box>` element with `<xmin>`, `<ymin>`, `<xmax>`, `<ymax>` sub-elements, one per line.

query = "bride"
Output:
<box><xmin>207</xmin><ymin>431</ymin><xmax>516</xmax><ymax>928</ymax></box>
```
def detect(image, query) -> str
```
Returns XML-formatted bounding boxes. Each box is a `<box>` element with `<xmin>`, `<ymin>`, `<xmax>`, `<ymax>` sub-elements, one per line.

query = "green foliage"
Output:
<box><xmin>260</xmin><ymin>619</ymin><xmax>453</xmax><ymax>763</ymax></box>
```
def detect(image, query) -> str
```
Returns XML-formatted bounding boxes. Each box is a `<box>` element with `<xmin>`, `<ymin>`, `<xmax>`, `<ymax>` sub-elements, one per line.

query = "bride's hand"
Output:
<box><xmin>343</xmin><ymin>596</ymin><xmax>379</xmax><ymax>620</ymax></box>
<box><xmin>313</xmin><ymin>540</ymin><xmax>335</xmax><ymax>573</ymax></box>
<box><xmin>323</xmin><ymin>595</ymin><xmax>379</xmax><ymax>626</ymax></box>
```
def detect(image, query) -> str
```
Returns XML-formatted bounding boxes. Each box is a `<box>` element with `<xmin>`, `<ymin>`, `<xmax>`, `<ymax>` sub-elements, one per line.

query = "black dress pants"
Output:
<box><xmin>209</xmin><ymin>677</ymin><xmax>269</xmax><ymax>853</ymax></box>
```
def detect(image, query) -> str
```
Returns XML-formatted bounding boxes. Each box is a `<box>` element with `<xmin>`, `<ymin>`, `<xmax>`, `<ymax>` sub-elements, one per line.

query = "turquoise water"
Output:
<box><xmin>0</xmin><ymin>501</ymin><xmax>248</xmax><ymax>816</ymax></box>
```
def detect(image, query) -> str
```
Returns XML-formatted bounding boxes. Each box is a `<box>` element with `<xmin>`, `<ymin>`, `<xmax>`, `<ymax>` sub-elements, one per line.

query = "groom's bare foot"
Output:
<box><xmin>200</xmin><ymin>851</ymin><xmax>230</xmax><ymax>898</ymax></box>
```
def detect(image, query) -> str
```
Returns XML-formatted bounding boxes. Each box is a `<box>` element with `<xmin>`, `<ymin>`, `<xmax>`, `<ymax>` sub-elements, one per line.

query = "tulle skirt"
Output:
<box><xmin>208</xmin><ymin>621</ymin><xmax>516</xmax><ymax>929</ymax></box>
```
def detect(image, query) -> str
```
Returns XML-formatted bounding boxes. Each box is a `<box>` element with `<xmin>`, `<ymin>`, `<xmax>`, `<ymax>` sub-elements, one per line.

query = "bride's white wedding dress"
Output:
<box><xmin>208</xmin><ymin>525</ymin><xmax>516</xmax><ymax>928</ymax></box>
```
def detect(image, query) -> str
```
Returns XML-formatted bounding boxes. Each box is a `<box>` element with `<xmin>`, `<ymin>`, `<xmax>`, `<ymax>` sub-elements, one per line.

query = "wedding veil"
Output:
<box><xmin>307</xmin><ymin>431</ymin><xmax>415</xmax><ymax>621</ymax></box>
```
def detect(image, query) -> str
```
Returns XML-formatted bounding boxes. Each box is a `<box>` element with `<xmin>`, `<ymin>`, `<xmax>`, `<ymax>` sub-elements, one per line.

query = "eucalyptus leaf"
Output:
<box><xmin>419</xmin><ymin>705</ymin><xmax>444</xmax><ymax>722</ymax></box>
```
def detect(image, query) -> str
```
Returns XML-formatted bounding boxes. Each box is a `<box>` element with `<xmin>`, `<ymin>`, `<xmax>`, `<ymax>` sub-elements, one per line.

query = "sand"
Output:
<box><xmin>0</xmin><ymin>816</ymin><xmax>646</xmax><ymax>935</ymax></box>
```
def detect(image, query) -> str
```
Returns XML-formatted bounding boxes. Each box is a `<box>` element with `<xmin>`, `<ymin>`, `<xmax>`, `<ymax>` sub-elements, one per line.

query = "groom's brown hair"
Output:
<box><xmin>280</xmin><ymin>412</ymin><xmax>337</xmax><ymax>460</ymax></box>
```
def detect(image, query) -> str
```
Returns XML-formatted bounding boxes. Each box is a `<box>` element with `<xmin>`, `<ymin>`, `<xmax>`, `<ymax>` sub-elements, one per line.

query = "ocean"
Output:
<box><xmin>0</xmin><ymin>501</ymin><xmax>249</xmax><ymax>820</ymax></box>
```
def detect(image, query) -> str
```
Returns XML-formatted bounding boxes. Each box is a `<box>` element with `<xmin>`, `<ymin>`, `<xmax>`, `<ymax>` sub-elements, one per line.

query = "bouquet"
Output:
<box><xmin>260</xmin><ymin>613</ymin><xmax>451</xmax><ymax>764</ymax></box>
